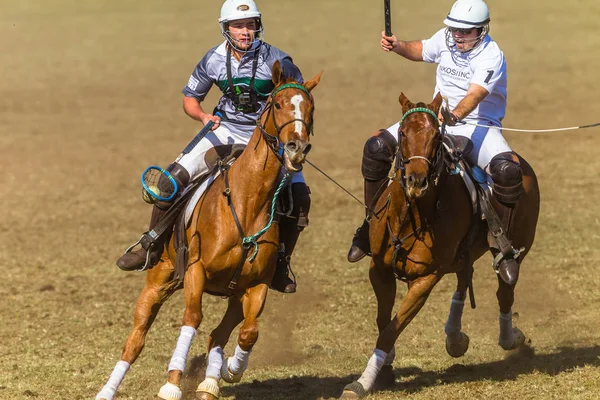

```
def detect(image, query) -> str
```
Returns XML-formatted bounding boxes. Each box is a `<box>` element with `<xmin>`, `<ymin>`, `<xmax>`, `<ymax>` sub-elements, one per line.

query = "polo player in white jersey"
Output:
<box><xmin>116</xmin><ymin>0</ymin><xmax>309</xmax><ymax>293</ymax></box>
<box><xmin>348</xmin><ymin>0</ymin><xmax>523</xmax><ymax>286</ymax></box>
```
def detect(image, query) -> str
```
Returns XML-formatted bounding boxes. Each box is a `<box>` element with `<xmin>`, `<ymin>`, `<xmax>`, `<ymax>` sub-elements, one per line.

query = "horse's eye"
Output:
<box><xmin>274</xmin><ymin>103</ymin><xmax>282</xmax><ymax>110</ymax></box>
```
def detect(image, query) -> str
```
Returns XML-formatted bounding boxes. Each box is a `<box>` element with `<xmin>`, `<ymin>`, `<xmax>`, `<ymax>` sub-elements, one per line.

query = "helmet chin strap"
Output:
<box><xmin>223</xmin><ymin>29</ymin><xmax>263</xmax><ymax>55</ymax></box>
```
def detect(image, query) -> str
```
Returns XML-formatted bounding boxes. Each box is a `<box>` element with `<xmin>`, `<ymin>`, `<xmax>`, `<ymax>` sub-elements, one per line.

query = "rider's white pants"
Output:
<box><xmin>387</xmin><ymin>121</ymin><xmax>512</xmax><ymax>171</ymax></box>
<box><xmin>175</xmin><ymin>125</ymin><xmax>305</xmax><ymax>183</ymax></box>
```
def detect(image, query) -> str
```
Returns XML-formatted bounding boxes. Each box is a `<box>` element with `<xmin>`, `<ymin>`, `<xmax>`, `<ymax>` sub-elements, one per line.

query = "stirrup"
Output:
<box><xmin>122</xmin><ymin>233</ymin><xmax>158</xmax><ymax>272</ymax></box>
<box><xmin>492</xmin><ymin>246</ymin><xmax>525</xmax><ymax>273</ymax></box>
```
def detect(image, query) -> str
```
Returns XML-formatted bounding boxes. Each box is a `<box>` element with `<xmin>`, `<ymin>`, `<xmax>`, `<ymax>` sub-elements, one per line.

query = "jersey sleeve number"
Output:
<box><xmin>484</xmin><ymin>70</ymin><xmax>494</xmax><ymax>84</ymax></box>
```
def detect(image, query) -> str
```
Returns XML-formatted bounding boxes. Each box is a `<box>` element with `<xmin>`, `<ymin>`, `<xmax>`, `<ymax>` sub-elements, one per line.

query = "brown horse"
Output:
<box><xmin>340</xmin><ymin>93</ymin><xmax>540</xmax><ymax>398</ymax></box>
<box><xmin>96</xmin><ymin>61</ymin><xmax>322</xmax><ymax>400</ymax></box>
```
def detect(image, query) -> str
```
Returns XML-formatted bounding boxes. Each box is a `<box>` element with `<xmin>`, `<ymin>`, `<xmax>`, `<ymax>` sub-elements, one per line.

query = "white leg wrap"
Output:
<box><xmin>384</xmin><ymin>347</ymin><xmax>395</xmax><ymax>366</ymax></box>
<box><xmin>96</xmin><ymin>360</ymin><xmax>130</xmax><ymax>400</ymax></box>
<box><xmin>445</xmin><ymin>291</ymin><xmax>465</xmax><ymax>338</ymax></box>
<box><xmin>357</xmin><ymin>349</ymin><xmax>387</xmax><ymax>392</ymax></box>
<box><xmin>498</xmin><ymin>311</ymin><xmax>514</xmax><ymax>347</ymax></box>
<box><xmin>205</xmin><ymin>346</ymin><xmax>224</xmax><ymax>380</ymax></box>
<box><xmin>228</xmin><ymin>345</ymin><xmax>251</xmax><ymax>375</ymax></box>
<box><xmin>168</xmin><ymin>325</ymin><xmax>196</xmax><ymax>373</ymax></box>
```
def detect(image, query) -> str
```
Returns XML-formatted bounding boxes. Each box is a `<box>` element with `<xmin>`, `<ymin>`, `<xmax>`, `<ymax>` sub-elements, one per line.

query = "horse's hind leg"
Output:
<box><xmin>368</xmin><ymin>262</ymin><xmax>397</xmax><ymax>388</ymax></box>
<box><xmin>157</xmin><ymin>261</ymin><xmax>207</xmax><ymax>400</ymax></box>
<box><xmin>496</xmin><ymin>275</ymin><xmax>525</xmax><ymax>350</ymax></box>
<box><xmin>96</xmin><ymin>262</ymin><xmax>179</xmax><ymax>400</ymax></box>
<box><xmin>444</xmin><ymin>268</ymin><xmax>470</xmax><ymax>358</ymax></box>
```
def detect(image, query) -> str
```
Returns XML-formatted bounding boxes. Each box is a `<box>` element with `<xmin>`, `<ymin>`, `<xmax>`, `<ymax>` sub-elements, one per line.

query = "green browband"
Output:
<box><xmin>271</xmin><ymin>83</ymin><xmax>310</xmax><ymax>97</ymax></box>
<box><xmin>400</xmin><ymin>107</ymin><xmax>438</xmax><ymax>125</ymax></box>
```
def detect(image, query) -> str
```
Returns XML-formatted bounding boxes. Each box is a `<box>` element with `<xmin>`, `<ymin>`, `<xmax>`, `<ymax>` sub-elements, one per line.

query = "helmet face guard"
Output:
<box><xmin>444</xmin><ymin>24</ymin><xmax>489</xmax><ymax>54</ymax></box>
<box><xmin>219</xmin><ymin>0</ymin><xmax>264</xmax><ymax>52</ymax></box>
<box><xmin>220</xmin><ymin>18</ymin><xmax>263</xmax><ymax>51</ymax></box>
<box><xmin>443</xmin><ymin>0</ymin><xmax>490</xmax><ymax>53</ymax></box>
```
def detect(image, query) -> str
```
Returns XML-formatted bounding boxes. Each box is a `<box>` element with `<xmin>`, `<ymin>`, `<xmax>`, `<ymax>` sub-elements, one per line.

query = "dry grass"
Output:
<box><xmin>1</xmin><ymin>0</ymin><xmax>599</xmax><ymax>399</ymax></box>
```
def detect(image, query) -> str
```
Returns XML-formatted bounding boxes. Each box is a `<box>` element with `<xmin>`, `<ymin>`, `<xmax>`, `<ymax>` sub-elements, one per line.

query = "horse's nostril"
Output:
<box><xmin>303</xmin><ymin>143</ymin><xmax>312</xmax><ymax>155</ymax></box>
<box><xmin>285</xmin><ymin>141</ymin><xmax>298</xmax><ymax>152</ymax></box>
<box><xmin>421</xmin><ymin>176</ymin><xmax>429</xmax><ymax>189</ymax></box>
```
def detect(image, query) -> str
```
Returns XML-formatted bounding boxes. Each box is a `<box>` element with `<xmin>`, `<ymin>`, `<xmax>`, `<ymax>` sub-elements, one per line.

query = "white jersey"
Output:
<box><xmin>422</xmin><ymin>28</ymin><xmax>507</xmax><ymax>127</ymax></box>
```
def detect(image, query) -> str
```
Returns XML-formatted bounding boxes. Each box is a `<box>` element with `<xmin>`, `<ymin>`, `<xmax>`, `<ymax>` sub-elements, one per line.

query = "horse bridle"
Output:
<box><xmin>388</xmin><ymin>107</ymin><xmax>447</xmax><ymax>277</ymax></box>
<box><xmin>396</xmin><ymin>107</ymin><xmax>446</xmax><ymax>187</ymax></box>
<box><xmin>256</xmin><ymin>83</ymin><xmax>314</xmax><ymax>159</ymax></box>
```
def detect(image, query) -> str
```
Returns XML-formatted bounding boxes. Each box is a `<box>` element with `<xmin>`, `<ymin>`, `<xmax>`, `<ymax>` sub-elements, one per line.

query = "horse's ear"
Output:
<box><xmin>429</xmin><ymin>92</ymin><xmax>443</xmax><ymax>114</ymax></box>
<box><xmin>304</xmin><ymin>70</ymin><xmax>323</xmax><ymax>92</ymax></box>
<box><xmin>272</xmin><ymin>60</ymin><xmax>283</xmax><ymax>86</ymax></box>
<box><xmin>399</xmin><ymin>92</ymin><xmax>413</xmax><ymax>113</ymax></box>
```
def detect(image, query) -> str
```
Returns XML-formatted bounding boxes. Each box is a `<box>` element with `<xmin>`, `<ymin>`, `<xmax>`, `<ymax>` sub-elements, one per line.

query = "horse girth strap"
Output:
<box><xmin>221</xmin><ymin>166</ymin><xmax>248</xmax><ymax>295</ymax></box>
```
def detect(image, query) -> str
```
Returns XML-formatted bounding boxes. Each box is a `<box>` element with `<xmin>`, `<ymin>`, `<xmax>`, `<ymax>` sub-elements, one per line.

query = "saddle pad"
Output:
<box><xmin>184</xmin><ymin>169</ymin><xmax>222</xmax><ymax>225</ymax></box>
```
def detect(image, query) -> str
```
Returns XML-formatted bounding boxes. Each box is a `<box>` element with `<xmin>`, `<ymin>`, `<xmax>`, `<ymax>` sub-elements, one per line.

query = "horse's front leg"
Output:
<box><xmin>156</xmin><ymin>261</ymin><xmax>206</xmax><ymax>400</ymax></box>
<box><xmin>194</xmin><ymin>295</ymin><xmax>245</xmax><ymax>399</ymax></box>
<box><xmin>444</xmin><ymin>267</ymin><xmax>470</xmax><ymax>357</ymax></box>
<box><xmin>496</xmin><ymin>275</ymin><xmax>525</xmax><ymax>350</ymax></box>
<box><xmin>341</xmin><ymin>272</ymin><xmax>442</xmax><ymax>399</ymax></box>
<box><xmin>96</xmin><ymin>262</ymin><xmax>179</xmax><ymax>400</ymax></box>
<box><xmin>225</xmin><ymin>284</ymin><xmax>269</xmax><ymax>378</ymax></box>
<box><xmin>368</xmin><ymin>261</ymin><xmax>397</xmax><ymax>389</ymax></box>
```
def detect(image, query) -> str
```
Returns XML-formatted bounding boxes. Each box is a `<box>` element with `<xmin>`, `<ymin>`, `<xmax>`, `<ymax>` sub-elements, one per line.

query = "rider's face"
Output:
<box><xmin>227</xmin><ymin>18</ymin><xmax>258</xmax><ymax>51</ymax></box>
<box><xmin>449</xmin><ymin>27</ymin><xmax>480</xmax><ymax>52</ymax></box>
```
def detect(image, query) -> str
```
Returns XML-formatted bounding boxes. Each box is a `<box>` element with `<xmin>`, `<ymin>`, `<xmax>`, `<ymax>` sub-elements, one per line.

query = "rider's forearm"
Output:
<box><xmin>452</xmin><ymin>86</ymin><xmax>489</xmax><ymax>120</ymax></box>
<box><xmin>392</xmin><ymin>40</ymin><xmax>424</xmax><ymax>61</ymax></box>
<box><xmin>183</xmin><ymin>96</ymin><xmax>208</xmax><ymax>122</ymax></box>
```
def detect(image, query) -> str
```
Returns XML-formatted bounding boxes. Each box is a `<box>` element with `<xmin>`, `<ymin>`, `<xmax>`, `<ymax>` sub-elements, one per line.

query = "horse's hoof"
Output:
<box><xmin>157</xmin><ymin>382</ymin><xmax>182</xmax><ymax>400</ymax></box>
<box><xmin>339</xmin><ymin>381</ymin><xmax>367</xmax><ymax>399</ymax></box>
<box><xmin>220</xmin><ymin>357</ymin><xmax>243</xmax><ymax>384</ymax></box>
<box><xmin>446</xmin><ymin>331</ymin><xmax>470</xmax><ymax>358</ymax></box>
<box><xmin>196</xmin><ymin>378</ymin><xmax>220</xmax><ymax>400</ymax></box>
<box><xmin>499</xmin><ymin>327</ymin><xmax>525</xmax><ymax>350</ymax></box>
<box><xmin>373</xmin><ymin>365</ymin><xmax>396</xmax><ymax>389</ymax></box>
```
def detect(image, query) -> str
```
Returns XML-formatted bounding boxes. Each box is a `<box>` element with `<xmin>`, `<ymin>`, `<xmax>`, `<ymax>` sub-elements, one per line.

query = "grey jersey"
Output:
<box><xmin>182</xmin><ymin>41</ymin><xmax>304</xmax><ymax>136</ymax></box>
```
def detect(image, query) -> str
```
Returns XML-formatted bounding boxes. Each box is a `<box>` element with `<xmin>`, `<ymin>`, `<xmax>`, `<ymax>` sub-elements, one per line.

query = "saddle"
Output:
<box><xmin>442</xmin><ymin>135</ymin><xmax>521</xmax><ymax>275</ymax></box>
<box><xmin>171</xmin><ymin>144</ymin><xmax>297</xmax><ymax>285</ymax></box>
<box><xmin>169</xmin><ymin>144</ymin><xmax>246</xmax><ymax>281</ymax></box>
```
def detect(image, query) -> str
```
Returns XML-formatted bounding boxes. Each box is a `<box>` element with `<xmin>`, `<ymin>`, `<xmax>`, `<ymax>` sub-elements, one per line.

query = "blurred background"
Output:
<box><xmin>1</xmin><ymin>1</ymin><xmax>599</xmax><ymax>399</ymax></box>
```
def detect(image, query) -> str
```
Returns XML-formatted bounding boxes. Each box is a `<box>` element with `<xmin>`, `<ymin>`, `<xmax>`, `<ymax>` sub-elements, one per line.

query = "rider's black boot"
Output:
<box><xmin>116</xmin><ymin>205</ymin><xmax>168</xmax><ymax>271</ymax></box>
<box><xmin>347</xmin><ymin>177</ymin><xmax>388</xmax><ymax>263</ymax></box>
<box><xmin>494</xmin><ymin>202</ymin><xmax>519</xmax><ymax>286</ymax></box>
<box><xmin>270</xmin><ymin>183</ymin><xmax>310</xmax><ymax>293</ymax></box>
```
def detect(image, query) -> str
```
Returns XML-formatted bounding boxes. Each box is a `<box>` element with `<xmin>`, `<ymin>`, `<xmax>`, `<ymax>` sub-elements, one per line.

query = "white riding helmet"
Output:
<box><xmin>443</xmin><ymin>0</ymin><xmax>490</xmax><ymax>29</ymax></box>
<box><xmin>219</xmin><ymin>0</ymin><xmax>264</xmax><ymax>48</ymax></box>
<box><xmin>443</xmin><ymin>0</ymin><xmax>490</xmax><ymax>53</ymax></box>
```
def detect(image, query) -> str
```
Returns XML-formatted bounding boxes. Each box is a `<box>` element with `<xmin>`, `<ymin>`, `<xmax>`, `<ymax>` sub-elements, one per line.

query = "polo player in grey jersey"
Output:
<box><xmin>116</xmin><ymin>0</ymin><xmax>309</xmax><ymax>294</ymax></box>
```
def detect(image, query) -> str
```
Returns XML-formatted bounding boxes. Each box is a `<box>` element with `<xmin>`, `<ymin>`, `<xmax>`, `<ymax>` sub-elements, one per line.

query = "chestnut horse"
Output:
<box><xmin>96</xmin><ymin>61</ymin><xmax>321</xmax><ymax>400</ymax></box>
<box><xmin>341</xmin><ymin>93</ymin><xmax>540</xmax><ymax>398</ymax></box>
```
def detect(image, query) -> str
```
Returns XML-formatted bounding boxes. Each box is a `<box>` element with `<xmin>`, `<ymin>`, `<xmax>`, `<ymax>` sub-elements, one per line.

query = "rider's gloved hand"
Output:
<box><xmin>440</xmin><ymin>107</ymin><xmax>459</xmax><ymax>126</ymax></box>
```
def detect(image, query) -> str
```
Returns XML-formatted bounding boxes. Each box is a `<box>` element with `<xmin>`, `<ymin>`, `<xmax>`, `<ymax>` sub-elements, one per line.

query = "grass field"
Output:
<box><xmin>1</xmin><ymin>1</ymin><xmax>599</xmax><ymax>399</ymax></box>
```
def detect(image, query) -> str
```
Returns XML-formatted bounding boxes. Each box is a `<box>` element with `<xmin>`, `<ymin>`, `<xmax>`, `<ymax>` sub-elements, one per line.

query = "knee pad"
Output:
<box><xmin>156</xmin><ymin>163</ymin><xmax>191</xmax><ymax>209</ymax></box>
<box><xmin>361</xmin><ymin>129</ymin><xmax>397</xmax><ymax>181</ymax></box>
<box><xmin>489</xmin><ymin>152</ymin><xmax>523</xmax><ymax>206</ymax></box>
<box><xmin>165</xmin><ymin>162</ymin><xmax>191</xmax><ymax>191</ymax></box>
<box><xmin>291</xmin><ymin>183</ymin><xmax>311</xmax><ymax>230</ymax></box>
